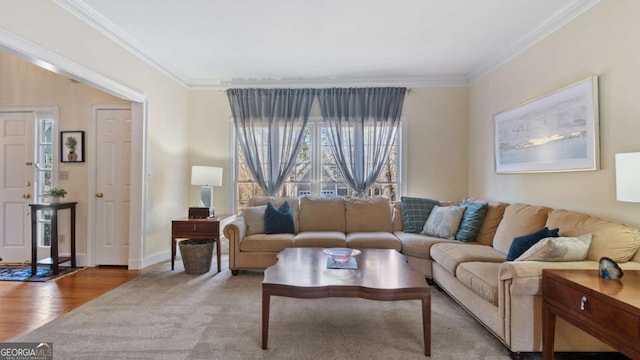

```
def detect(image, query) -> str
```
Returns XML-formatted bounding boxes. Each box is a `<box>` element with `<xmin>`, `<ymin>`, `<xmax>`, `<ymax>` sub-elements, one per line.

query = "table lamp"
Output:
<box><xmin>615</xmin><ymin>152</ymin><xmax>640</xmax><ymax>203</ymax></box>
<box><xmin>191</xmin><ymin>166</ymin><xmax>223</xmax><ymax>217</ymax></box>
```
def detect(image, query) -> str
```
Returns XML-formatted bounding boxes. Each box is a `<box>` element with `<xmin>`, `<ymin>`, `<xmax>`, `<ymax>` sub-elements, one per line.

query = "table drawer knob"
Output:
<box><xmin>193</xmin><ymin>225</ymin><xmax>197</xmax><ymax>231</ymax></box>
<box><xmin>580</xmin><ymin>295</ymin><xmax>587</xmax><ymax>311</ymax></box>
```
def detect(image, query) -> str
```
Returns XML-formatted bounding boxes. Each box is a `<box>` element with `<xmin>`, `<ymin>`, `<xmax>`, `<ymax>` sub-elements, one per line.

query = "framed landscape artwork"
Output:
<box><xmin>494</xmin><ymin>76</ymin><xmax>599</xmax><ymax>173</ymax></box>
<box><xmin>60</xmin><ymin>131</ymin><xmax>85</xmax><ymax>163</ymax></box>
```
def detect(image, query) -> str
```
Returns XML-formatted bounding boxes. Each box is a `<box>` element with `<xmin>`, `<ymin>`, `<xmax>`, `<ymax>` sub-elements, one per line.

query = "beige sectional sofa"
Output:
<box><xmin>223</xmin><ymin>195</ymin><xmax>640</xmax><ymax>355</ymax></box>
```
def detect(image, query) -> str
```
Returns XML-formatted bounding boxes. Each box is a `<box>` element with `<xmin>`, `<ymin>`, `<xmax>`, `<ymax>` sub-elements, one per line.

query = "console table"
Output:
<box><xmin>29</xmin><ymin>202</ymin><xmax>77</xmax><ymax>276</ymax></box>
<box><xmin>171</xmin><ymin>216</ymin><xmax>229</xmax><ymax>273</ymax></box>
<box><xmin>542</xmin><ymin>269</ymin><xmax>640</xmax><ymax>359</ymax></box>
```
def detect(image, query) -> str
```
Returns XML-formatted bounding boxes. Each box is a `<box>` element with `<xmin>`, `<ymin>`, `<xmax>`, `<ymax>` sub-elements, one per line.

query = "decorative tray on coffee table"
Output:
<box><xmin>323</xmin><ymin>248</ymin><xmax>361</xmax><ymax>269</ymax></box>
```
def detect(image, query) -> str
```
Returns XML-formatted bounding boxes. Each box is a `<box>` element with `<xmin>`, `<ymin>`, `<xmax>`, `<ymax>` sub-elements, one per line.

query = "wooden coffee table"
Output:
<box><xmin>262</xmin><ymin>247</ymin><xmax>431</xmax><ymax>356</ymax></box>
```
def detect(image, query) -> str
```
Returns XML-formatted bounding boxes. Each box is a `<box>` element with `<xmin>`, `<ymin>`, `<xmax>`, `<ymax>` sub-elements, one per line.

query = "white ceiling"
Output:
<box><xmin>55</xmin><ymin>0</ymin><xmax>599</xmax><ymax>88</ymax></box>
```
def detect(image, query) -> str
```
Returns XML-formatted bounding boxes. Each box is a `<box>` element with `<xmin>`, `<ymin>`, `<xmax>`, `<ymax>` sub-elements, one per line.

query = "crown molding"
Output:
<box><xmin>0</xmin><ymin>27</ymin><xmax>146</xmax><ymax>102</ymax></box>
<box><xmin>54</xmin><ymin>0</ymin><xmax>189</xmax><ymax>89</ymax></box>
<box><xmin>188</xmin><ymin>74</ymin><xmax>470</xmax><ymax>90</ymax></box>
<box><xmin>468</xmin><ymin>0</ymin><xmax>600</xmax><ymax>83</ymax></box>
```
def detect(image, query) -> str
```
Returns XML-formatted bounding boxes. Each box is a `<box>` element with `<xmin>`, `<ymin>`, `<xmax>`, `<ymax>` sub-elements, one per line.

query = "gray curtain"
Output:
<box><xmin>318</xmin><ymin>87</ymin><xmax>405</xmax><ymax>197</ymax></box>
<box><xmin>227</xmin><ymin>88</ymin><xmax>315</xmax><ymax>196</ymax></box>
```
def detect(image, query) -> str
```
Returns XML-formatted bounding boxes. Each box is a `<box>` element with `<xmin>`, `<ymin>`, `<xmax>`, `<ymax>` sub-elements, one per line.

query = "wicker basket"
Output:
<box><xmin>179</xmin><ymin>239</ymin><xmax>213</xmax><ymax>274</ymax></box>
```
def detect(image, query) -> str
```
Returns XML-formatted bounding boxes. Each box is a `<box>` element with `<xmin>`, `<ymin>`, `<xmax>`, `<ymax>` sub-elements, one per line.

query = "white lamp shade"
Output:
<box><xmin>191</xmin><ymin>166</ymin><xmax>223</xmax><ymax>186</ymax></box>
<box><xmin>615</xmin><ymin>152</ymin><xmax>640</xmax><ymax>203</ymax></box>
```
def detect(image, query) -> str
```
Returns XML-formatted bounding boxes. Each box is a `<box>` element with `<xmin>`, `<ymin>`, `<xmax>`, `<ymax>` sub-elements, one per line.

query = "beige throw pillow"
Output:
<box><xmin>515</xmin><ymin>234</ymin><xmax>592</xmax><ymax>262</ymax></box>
<box><xmin>241</xmin><ymin>205</ymin><xmax>267</xmax><ymax>236</ymax></box>
<box><xmin>421</xmin><ymin>205</ymin><xmax>466</xmax><ymax>239</ymax></box>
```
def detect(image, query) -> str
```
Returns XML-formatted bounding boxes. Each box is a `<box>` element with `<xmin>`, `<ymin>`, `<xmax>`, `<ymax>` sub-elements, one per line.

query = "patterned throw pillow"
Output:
<box><xmin>264</xmin><ymin>201</ymin><xmax>295</xmax><ymax>234</ymax></box>
<box><xmin>515</xmin><ymin>234</ymin><xmax>592</xmax><ymax>262</ymax></box>
<box><xmin>506</xmin><ymin>227</ymin><xmax>559</xmax><ymax>261</ymax></box>
<box><xmin>455</xmin><ymin>199</ymin><xmax>488</xmax><ymax>242</ymax></box>
<box><xmin>421</xmin><ymin>205</ymin><xmax>466</xmax><ymax>239</ymax></box>
<box><xmin>401</xmin><ymin>196</ymin><xmax>439</xmax><ymax>233</ymax></box>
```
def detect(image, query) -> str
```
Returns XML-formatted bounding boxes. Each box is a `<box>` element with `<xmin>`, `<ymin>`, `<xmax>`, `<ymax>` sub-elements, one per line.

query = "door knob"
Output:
<box><xmin>96</xmin><ymin>192</ymin><xmax>104</xmax><ymax>198</ymax></box>
<box><xmin>22</xmin><ymin>193</ymin><xmax>31</xmax><ymax>199</ymax></box>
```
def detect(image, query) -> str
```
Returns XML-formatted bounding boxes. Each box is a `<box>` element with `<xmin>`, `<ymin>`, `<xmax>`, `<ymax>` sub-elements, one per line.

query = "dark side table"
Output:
<box><xmin>171</xmin><ymin>216</ymin><xmax>230</xmax><ymax>273</ymax></box>
<box><xmin>29</xmin><ymin>202</ymin><xmax>77</xmax><ymax>276</ymax></box>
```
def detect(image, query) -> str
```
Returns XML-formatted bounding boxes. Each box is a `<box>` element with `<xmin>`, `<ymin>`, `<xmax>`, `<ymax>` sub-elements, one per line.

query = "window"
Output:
<box><xmin>235</xmin><ymin>118</ymin><xmax>401</xmax><ymax>211</ymax></box>
<box><xmin>36</xmin><ymin>117</ymin><xmax>54</xmax><ymax>247</ymax></box>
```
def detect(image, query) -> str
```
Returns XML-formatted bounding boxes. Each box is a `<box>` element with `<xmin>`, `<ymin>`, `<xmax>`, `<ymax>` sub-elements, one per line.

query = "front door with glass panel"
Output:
<box><xmin>0</xmin><ymin>108</ymin><xmax>56</xmax><ymax>263</ymax></box>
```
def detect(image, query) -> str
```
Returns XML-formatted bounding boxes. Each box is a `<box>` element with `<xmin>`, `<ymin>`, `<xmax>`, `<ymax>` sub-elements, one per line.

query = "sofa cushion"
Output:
<box><xmin>506</xmin><ymin>227</ymin><xmax>559</xmax><ymax>261</ymax></box>
<box><xmin>456</xmin><ymin>262</ymin><xmax>501</xmax><ymax>306</ymax></box>
<box><xmin>400</xmin><ymin>196</ymin><xmax>439</xmax><ymax>233</ymax></box>
<box><xmin>240</xmin><ymin>234</ymin><xmax>294</xmax><ymax>252</ymax></box>
<box><xmin>492</xmin><ymin>204</ymin><xmax>551</xmax><ymax>255</ymax></box>
<box><xmin>456</xmin><ymin>199</ymin><xmax>488</xmax><ymax>242</ymax></box>
<box><xmin>345</xmin><ymin>197</ymin><xmax>392</xmax><ymax>233</ymax></box>
<box><xmin>346</xmin><ymin>232</ymin><xmax>401</xmax><ymax>251</ymax></box>
<box><xmin>515</xmin><ymin>234</ymin><xmax>592</xmax><ymax>262</ymax></box>
<box><xmin>421</xmin><ymin>205</ymin><xmax>466</xmax><ymax>239</ymax></box>
<box><xmin>395</xmin><ymin>231</ymin><xmax>458</xmax><ymax>260</ymax></box>
<box><xmin>293</xmin><ymin>231</ymin><xmax>347</xmax><ymax>248</ymax></box>
<box><xmin>249</xmin><ymin>197</ymin><xmax>300</xmax><ymax>233</ymax></box>
<box><xmin>430</xmin><ymin>243</ymin><xmax>505</xmax><ymax>275</ymax></box>
<box><xmin>546</xmin><ymin>209</ymin><xmax>640</xmax><ymax>263</ymax></box>
<box><xmin>264</xmin><ymin>202</ymin><xmax>295</xmax><ymax>234</ymax></box>
<box><xmin>473</xmin><ymin>200</ymin><xmax>509</xmax><ymax>246</ymax></box>
<box><xmin>241</xmin><ymin>205</ymin><xmax>267</xmax><ymax>236</ymax></box>
<box><xmin>299</xmin><ymin>196</ymin><xmax>345</xmax><ymax>233</ymax></box>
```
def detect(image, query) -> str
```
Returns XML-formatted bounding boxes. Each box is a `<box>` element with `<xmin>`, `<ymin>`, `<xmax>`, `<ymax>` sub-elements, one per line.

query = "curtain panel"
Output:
<box><xmin>317</xmin><ymin>87</ymin><xmax>406</xmax><ymax>197</ymax></box>
<box><xmin>227</xmin><ymin>88</ymin><xmax>315</xmax><ymax>196</ymax></box>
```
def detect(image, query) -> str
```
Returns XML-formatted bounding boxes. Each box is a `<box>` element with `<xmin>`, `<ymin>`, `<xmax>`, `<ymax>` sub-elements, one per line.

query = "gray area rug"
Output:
<box><xmin>12</xmin><ymin>256</ymin><xmax>625</xmax><ymax>359</ymax></box>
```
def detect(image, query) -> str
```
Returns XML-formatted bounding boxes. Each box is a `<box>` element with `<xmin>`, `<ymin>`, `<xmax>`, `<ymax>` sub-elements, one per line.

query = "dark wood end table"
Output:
<box><xmin>29</xmin><ymin>202</ymin><xmax>77</xmax><ymax>276</ymax></box>
<box><xmin>542</xmin><ymin>269</ymin><xmax>640</xmax><ymax>359</ymax></box>
<box><xmin>171</xmin><ymin>216</ymin><xmax>227</xmax><ymax>273</ymax></box>
<box><xmin>262</xmin><ymin>248</ymin><xmax>431</xmax><ymax>356</ymax></box>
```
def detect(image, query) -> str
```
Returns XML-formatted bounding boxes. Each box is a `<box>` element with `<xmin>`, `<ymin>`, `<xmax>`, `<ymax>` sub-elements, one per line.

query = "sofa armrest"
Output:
<box><xmin>224</xmin><ymin>217</ymin><xmax>246</xmax><ymax>269</ymax></box>
<box><xmin>499</xmin><ymin>260</ymin><xmax>600</xmax><ymax>296</ymax></box>
<box><xmin>499</xmin><ymin>260</ymin><xmax>640</xmax><ymax>297</ymax></box>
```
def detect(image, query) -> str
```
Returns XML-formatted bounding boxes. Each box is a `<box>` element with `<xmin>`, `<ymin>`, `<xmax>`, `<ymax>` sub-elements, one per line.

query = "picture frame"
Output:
<box><xmin>494</xmin><ymin>76</ymin><xmax>599</xmax><ymax>174</ymax></box>
<box><xmin>60</xmin><ymin>131</ymin><xmax>85</xmax><ymax>163</ymax></box>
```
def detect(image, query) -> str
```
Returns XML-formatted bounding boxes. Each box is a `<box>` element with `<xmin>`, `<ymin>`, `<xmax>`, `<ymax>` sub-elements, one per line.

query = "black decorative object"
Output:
<box><xmin>599</xmin><ymin>257</ymin><xmax>624</xmax><ymax>280</ymax></box>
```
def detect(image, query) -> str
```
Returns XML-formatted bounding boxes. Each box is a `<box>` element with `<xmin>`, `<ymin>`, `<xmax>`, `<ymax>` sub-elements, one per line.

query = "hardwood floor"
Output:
<box><xmin>0</xmin><ymin>266</ymin><xmax>141</xmax><ymax>341</ymax></box>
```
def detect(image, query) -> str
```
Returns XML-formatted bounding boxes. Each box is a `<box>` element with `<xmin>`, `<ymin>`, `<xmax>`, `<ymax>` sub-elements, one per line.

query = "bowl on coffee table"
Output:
<box><xmin>323</xmin><ymin>248</ymin><xmax>361</xmax><ymax>264</ymax></box>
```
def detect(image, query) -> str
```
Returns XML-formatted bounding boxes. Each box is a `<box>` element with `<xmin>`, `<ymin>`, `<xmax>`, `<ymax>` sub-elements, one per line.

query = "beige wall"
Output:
<box><xmin>469</xmin><ymin>0</ymin><xmax>640</xmax><ymax>227</ymax></box>
<box><xmin>1</xmin><ymin>0</ymin><xmax>191</xmax><ymax>266</ymax></box>
<box><xmin>188</xmin><ymin>91</ymin><xmax>233</xmax><ymax>214</ymax></box>
<box><xmin>188</xmin><ymin>87</ymin><xmax>469</xmax><ymax>214</ymax></box>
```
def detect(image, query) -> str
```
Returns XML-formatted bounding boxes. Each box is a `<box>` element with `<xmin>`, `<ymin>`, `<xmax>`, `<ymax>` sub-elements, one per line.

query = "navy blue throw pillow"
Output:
<box><xmin>264</xmin><ymin>201</ymin><xmax>295</xmax><ymax>234</ymax></box>
<box><xmin>506</xmin><ymin>227</ymin><xmax>560</xmax><ymax>261</ymax></box>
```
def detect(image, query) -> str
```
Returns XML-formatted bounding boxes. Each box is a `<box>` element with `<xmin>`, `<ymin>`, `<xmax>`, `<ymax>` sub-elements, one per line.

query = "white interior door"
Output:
<box><xmin>95</xmin><ymin>107</ymin><xmax>131</xmax><ymax>265</ymax></box>
<box><xmin>0</xmin><ymin>112</ymin><xmax>34</xmax><ymax>263</ymax></box>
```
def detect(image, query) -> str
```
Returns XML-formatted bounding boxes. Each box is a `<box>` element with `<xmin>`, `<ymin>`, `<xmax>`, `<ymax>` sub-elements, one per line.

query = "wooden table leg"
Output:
<box><xmin>30</xmin><ymin>209</ymin><xmax>38</xmax><ymax>276</ymax></box>
<box><xmin>262</xmin><ymin>289</ymin><xmax>270</xmax><ymax>350</ymax></box>
<box><xmin>423</xmin><ymin>295</ymin><xmax>431</xmax><ymax>356</ymax></box>
<box><xmin>171</xmin><ymin>236</ymin><xmax>176</xmax><ymax>270</ymax></box>
<box><xmin>70</xmin><ymin>205</ymin><xmax>76</xmax><ymax>268</ymax></box>
<box><xmin>542</xmin><ymin>302</ymin><xmax>556</xmax><ymax>360</ymax></box>
<box><xmin>215</xmin><ymin>237</ymin><xmax>221</xmax><ymax>273</ymax></box>
<box><xmin>51</xmin><ymin>209</ymin><xmax>59</xmax><ymax>275</ymax></box>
